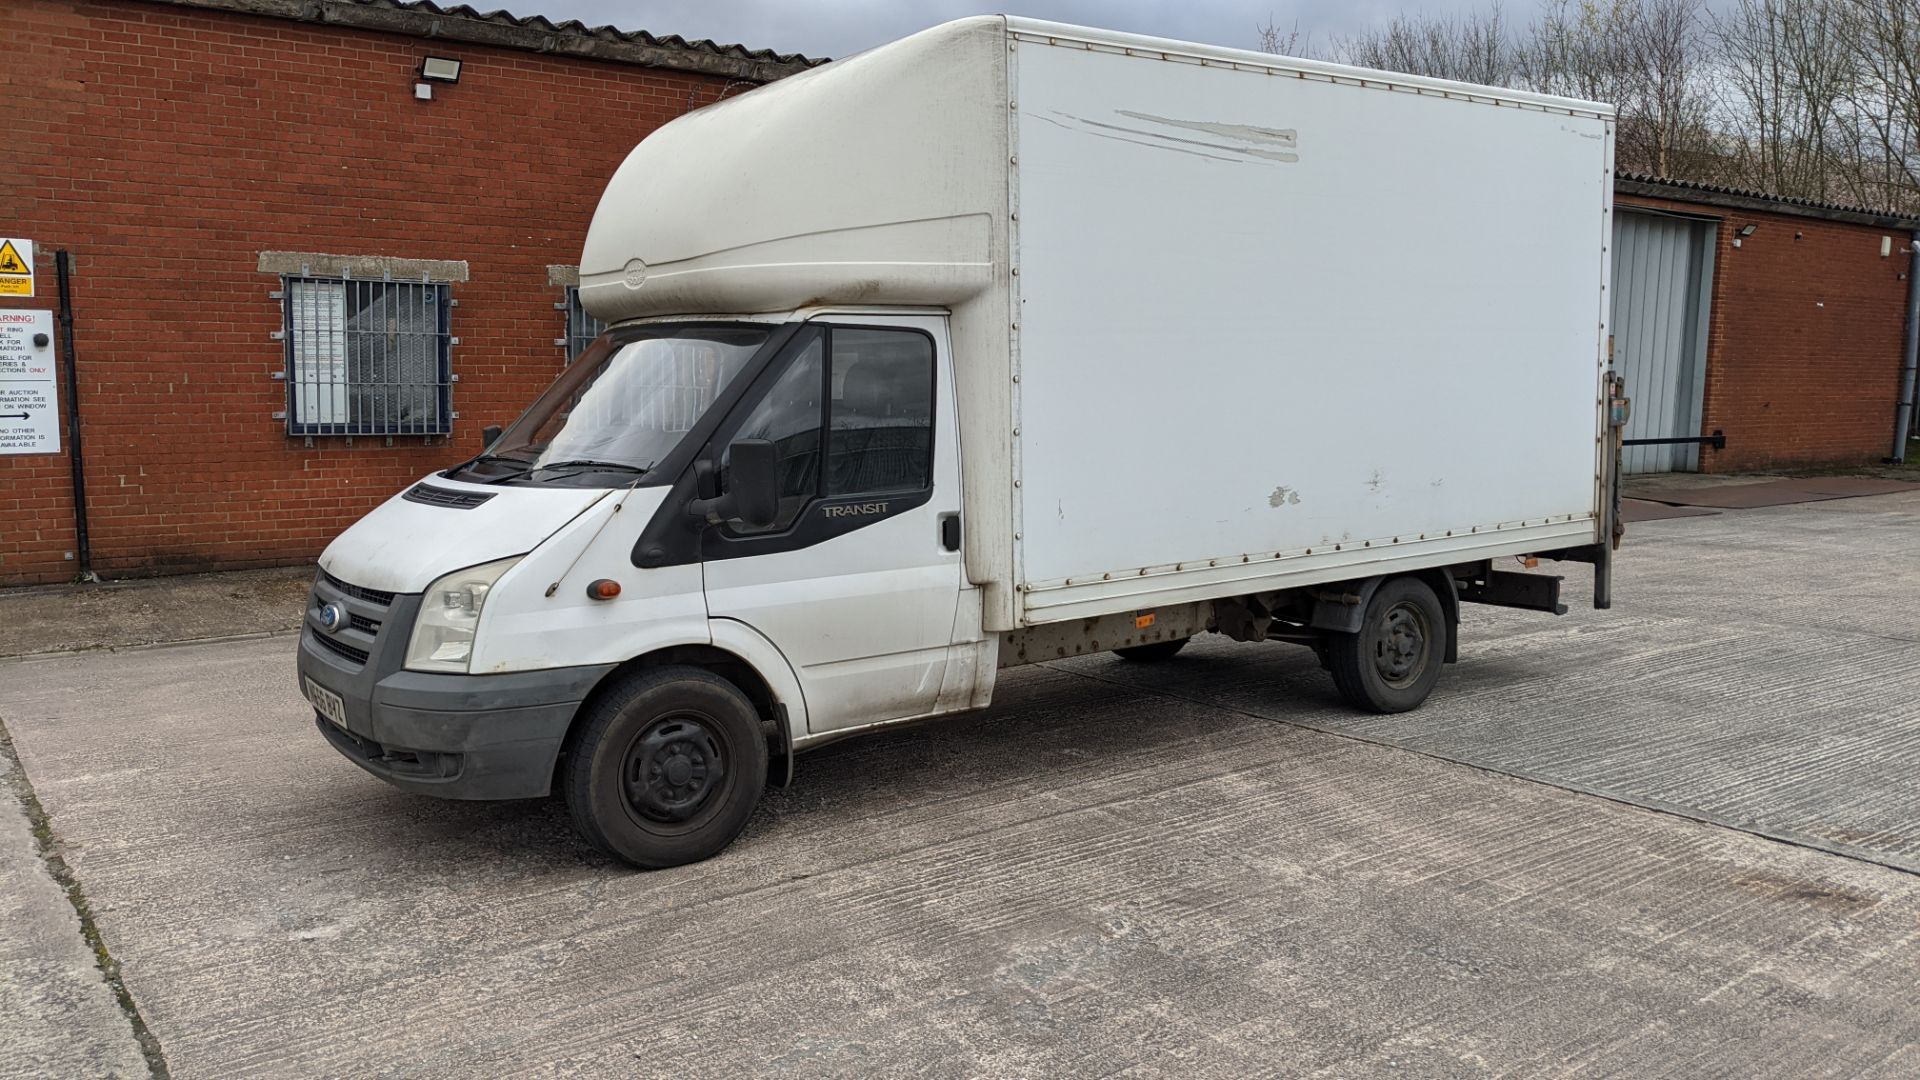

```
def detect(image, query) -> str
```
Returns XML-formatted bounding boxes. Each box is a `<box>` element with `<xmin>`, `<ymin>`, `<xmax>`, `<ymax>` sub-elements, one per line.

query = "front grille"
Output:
<box><xmin>320</xmin><ymin>570</ymin><xmax>394</xmax><ymax>608</ymax></box>
<box><xmin>348</xmin><ymin>612</ymin><xmax>382</xmax><ymax>635</ymax></box>
<box><xmin>403</xmin><ymin>484</ymin><xmax>496</xmax><ymax>510</ymax></box>
<box><xmin>312</xmin><ymin>631</ymin><xmax>370</xmax><ymax>666</ymax></box>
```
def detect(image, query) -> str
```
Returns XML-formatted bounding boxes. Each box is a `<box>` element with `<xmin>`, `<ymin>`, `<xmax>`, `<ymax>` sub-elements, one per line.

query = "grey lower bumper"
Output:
<box><xmin>298</xmin><ymin>629</ymin><xmax>615</xmax><ymax>800</ymax></box>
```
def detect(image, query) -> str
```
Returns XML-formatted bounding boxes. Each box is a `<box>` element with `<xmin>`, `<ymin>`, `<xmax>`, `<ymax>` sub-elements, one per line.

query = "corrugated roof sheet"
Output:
<box><xmin>145</xmin><ymin>0</ymin><xmax>827</xmax><ymax>80</ymax></box>
<box><xmin>1618</xmin><ymin>171</ymin><xmax>1920</xmax><ymax>229</ymax></box>
<box><xmin>331</xmin><ymin>0</ymin><xmax>827</xmax><ymax>67</ymax></box>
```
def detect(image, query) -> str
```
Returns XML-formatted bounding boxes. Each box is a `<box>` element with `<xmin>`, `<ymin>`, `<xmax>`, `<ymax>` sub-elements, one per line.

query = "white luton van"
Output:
<box><xmin>298</xmin><ymin>17</ymin><xmax>1624</xmax><ymax>868</ymax></box>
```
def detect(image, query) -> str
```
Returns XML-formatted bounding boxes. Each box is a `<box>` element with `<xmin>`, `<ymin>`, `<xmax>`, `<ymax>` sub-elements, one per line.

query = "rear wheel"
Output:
<box><xmin>561</xmin><ymin>667</ymin><xmax>767</xmax><ymax>869</ymax></box>
<box><xmin>1113</xmin><ymin>638</ymin><xmax>1189</xmax><ymax>662</ymax></box>
<box><xmin>1326</xmin><ymin>577</ymin><xmax>1447</xmax><ymax>713</ymax></box>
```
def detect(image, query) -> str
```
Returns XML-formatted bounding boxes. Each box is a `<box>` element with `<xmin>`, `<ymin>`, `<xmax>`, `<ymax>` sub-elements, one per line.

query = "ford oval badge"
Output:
<box><xmin>317</xmin><ymin>602</ymin><xmax>347</xmax><ymax>635</ymax></box>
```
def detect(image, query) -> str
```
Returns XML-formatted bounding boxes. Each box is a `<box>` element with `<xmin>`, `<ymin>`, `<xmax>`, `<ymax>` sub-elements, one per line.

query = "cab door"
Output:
<box><xmin>700</xmin><ymin>315</ymin><xmax>963</xmax><ymax>733</ymax></box>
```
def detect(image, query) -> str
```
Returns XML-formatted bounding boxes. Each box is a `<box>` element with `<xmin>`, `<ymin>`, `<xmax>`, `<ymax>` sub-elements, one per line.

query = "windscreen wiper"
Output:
<box><xmin>458</xmin><ymin>453</ymin><xmax>538</xmax><ymax>484</ymax></box>
<box><xmin>532</xmin><ymin>459</ymin><xmax>648</xmax><ymax>475</ymax></box>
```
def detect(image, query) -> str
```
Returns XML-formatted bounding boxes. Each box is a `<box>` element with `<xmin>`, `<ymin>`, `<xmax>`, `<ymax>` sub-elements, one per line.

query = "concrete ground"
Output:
<box><xmin>2</xmin><ymin>486</ymin><xmax>1919</xmax><ymax>1078</ymax></box>
<box><xmin>0</xmin><ymin>737</ymin><xmax>150</xmax><ymax>1079</ymax></box>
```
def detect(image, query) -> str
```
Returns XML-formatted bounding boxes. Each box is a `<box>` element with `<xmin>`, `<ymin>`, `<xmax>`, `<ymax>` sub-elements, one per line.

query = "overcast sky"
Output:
<box><xmin>511</xmin><ymin>1</ymin><xmax>1501</xmax><ymax>60</ymax></box>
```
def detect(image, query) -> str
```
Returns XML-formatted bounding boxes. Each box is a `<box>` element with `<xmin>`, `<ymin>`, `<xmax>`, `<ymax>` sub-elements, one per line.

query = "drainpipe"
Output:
<box><xmin>1894</xmin><ymin>232</ymin><xmax>1920</xmax><ymax>463</ymax></box>
<box><xmin>55</xmin><ymin>250</ymin><xmax>95</xmax><ymax>580</ymax></box>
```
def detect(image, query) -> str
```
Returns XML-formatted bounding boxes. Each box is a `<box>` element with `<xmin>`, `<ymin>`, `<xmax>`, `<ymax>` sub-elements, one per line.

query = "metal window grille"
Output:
<box><xmin>559</xmin><ymin>285</ymin><xmax>606</xmax><ymax>363</ymax></box>
<box><xmin>284</xmin><ymin>277</ymin><xmax>453</xmax><ymax>436</ymax></box>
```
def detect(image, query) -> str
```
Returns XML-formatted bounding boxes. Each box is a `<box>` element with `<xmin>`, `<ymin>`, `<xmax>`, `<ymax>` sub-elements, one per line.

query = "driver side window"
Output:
<box><xmin>724</xmin><ymin>325</ymin><xmax>935</xmax><ymax>537</ymax></box>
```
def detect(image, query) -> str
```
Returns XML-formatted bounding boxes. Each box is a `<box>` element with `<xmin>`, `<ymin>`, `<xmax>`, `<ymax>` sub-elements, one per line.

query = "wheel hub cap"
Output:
<box><xmin>624</xmin><ymin>718</ymin><xmax>726</xmax><ymax>823</ymax></box>
<box><xmin>1374</xmin><ymin>603</ymin><xmax>1429</xmax><ymax>688</ymax></box>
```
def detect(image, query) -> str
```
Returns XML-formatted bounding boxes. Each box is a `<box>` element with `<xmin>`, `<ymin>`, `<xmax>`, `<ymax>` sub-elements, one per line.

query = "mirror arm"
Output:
<box><xmin>686</xmin><ymin>457</ymin><xmax>730</xmax><ymax>524</ymax></box>
<box><xmin>686</xmin><ymin>492</ymin><xmax>738</xmax><ymax>526</ymax></box>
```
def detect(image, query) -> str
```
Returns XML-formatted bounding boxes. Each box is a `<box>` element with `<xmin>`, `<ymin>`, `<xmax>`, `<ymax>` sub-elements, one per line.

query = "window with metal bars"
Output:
<box><xmin>283</xmin><ymin>277</ymin><xmax>453</xmax><ymax>436</ymax></box>
<box><xmin>558</xmin><ymin>285</ymin><xmax>606</xmax><ymax>363</ymax></box>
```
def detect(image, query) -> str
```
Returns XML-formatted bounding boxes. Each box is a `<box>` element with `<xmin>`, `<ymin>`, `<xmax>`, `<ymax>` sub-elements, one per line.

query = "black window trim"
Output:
<box><xmin>631</xmin><ymin>320</ymin><xmax>941</xmax><ymax>567</ymax></box>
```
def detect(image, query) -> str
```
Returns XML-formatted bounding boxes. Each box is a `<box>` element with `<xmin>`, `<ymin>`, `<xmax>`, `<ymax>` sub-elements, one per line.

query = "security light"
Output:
<box><xmin>1738</xmin><ymin>224</ymin><xmax>1757</xmax><ymax>237</ymax></box>
<box><xmin>420</xmin><ymin>56</ymin><xmax>462</xmax><ymax>83</ymax></box>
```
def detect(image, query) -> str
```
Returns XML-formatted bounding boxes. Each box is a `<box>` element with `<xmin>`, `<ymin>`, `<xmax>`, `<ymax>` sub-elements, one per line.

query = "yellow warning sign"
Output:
<box><xmin>0</xmin><ymin>239</ymin><xmax>31</xmax><ymax>297</ymax></box>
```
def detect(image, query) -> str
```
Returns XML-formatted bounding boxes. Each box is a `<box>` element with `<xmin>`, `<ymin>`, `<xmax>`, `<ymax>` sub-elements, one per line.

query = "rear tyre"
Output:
<box><xmin>561</xmin><ymin>666</ymin><xmax>767</xmax><ymax>869</ymax></box>
<box><xmin>1326</xmin><ymin>577</ymin><xmax>1447</xmax><ymax>714</ymax></box>
<box><xmin>1113</xmin><ymin>638</ymin><xmax>1189</xmax><ymax>662</ymax></box>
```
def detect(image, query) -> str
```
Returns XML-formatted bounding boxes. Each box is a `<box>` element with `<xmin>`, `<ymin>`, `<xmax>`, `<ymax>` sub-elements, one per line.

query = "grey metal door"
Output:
<box><xmin>1611</xmin><ymin>211</ymin><xmax>1715</xmax><ymax>473</ymax></box>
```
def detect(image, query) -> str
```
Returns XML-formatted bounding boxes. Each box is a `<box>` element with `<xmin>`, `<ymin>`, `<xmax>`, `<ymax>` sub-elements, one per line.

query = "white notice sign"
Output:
<box><xmin>0</xmin><ymin>310</ymin><xmax>60</xmax><ymax>455</ymax></box>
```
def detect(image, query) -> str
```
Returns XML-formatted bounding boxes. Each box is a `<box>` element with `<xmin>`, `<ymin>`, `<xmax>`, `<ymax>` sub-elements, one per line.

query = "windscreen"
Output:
<box><xmin>463</xmin><ymin>324</ymin><xmax>772</xmax><ymax>484</ymax></box>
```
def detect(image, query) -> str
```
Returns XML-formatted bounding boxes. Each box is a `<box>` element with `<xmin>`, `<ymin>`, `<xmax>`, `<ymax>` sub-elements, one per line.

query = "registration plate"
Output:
<box><xmin>303</xmin><ymin>676</ymin><xmax>347</xmax><ymax>728</ymax></box>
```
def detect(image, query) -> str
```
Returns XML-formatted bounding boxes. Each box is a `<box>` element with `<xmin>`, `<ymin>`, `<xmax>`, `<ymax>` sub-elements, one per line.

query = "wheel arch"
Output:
<box><xmin>555</xmin><ymin>622</ymin><xmax>808</xmax><ymax>792</ymax></box>
<box><xmin>1310</xmin><ymin>569</ymin><xmax>1459</xmax><ymax>664</ymax></box>
<box><xmin>1412</xmin><ymin>567</ymin><xmax>1462</xmax><ymax>665</ymax></box>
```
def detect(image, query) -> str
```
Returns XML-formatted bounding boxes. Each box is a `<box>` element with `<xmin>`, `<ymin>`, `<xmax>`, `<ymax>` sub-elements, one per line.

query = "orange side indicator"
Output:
<box><xmin>1135</xmin><ymin>612</ymin><xmax>1155</xmax><ymax>629</ymax></box>
<box><xmin>587</xmin><ymin>579</ymin><xmax>622</xmax><ymax>600</ymax></box>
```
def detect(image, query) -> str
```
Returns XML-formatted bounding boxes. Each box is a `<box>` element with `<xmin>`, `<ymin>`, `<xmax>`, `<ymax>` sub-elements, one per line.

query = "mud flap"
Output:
<box><xmin>767</xmin><ymin>704</ymin><xmax>794</xmax><ymax>789</ymax></box>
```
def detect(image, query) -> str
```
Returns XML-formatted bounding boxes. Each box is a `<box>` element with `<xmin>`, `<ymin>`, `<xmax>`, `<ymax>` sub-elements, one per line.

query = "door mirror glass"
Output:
<box><xmin>689</xmin><ymin>438</ymin><xmax>780</xmax><ymax>528</ymax></box>
<box><xmin>725</xmin><ymin>438</ymin><xmax>780</xmax><ymax>529</ymax></box>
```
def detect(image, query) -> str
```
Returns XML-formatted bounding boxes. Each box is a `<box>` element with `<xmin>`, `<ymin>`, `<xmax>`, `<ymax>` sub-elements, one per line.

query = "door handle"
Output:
<box><xmin>938</xmin><ymin>512</ymin><xmax>961</xmax><ymax>552</ymax></box>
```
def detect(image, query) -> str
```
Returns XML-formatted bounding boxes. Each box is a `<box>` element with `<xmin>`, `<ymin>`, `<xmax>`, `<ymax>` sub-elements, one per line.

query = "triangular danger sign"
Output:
<box><xmin>0</xmin><ymin>241</ymin><xmax>26</xmax><ymax>276</ymax></box>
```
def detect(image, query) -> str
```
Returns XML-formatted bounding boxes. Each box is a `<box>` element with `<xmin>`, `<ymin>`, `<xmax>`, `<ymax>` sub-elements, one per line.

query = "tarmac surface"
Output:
<box><xmin>2</xmin><ymin>485</ymin><xmax>1918</xmax><ymax>1077</ymax></box>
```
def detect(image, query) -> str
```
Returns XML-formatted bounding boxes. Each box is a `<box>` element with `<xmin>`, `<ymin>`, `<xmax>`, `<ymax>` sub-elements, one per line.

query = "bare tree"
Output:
<box><xmin>1250</xmin><ymin>0</ymin><xmax>1920</xmax><ymax>210</ymax></box>
<box><xmin>1629</xmin><ymin>0</ymin><xmax>1719</xmax><ymax>177</ymax></box>
<box><xmin>1711</xmin><ymin>0</ymin><xmax>1855</xmax><ymax>199</ymax></box>
<box><xmin>1517</xmin><ymin>0</ymin><xmax>1717</xmax><ymax>177</ymax></box>
<box><xmin>1327</xmin><ymin>6</ymin><xmax>1517</xmax><ymax>85</ymax></box>
<box><xmin>1255</xmin><ymin>15</ymin><xmax>1307</xmax><ymax>57</ymax></box>
<box><xmin>1834</xmin><ymin>0</ymin><xmax>1920</xmax><ymax>205</ymax></box>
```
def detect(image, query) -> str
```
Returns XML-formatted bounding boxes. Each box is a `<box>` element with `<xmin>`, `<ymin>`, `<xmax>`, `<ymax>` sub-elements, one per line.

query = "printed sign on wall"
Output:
<box><xmin>0</xmin><ymin>239</ymin><xmax>34</xmax><ymax>297</ymax></box>
<box><xmin>0</xmin><ymin>310</ymin><xmax>60</xmax><ymax>454</ymax></box>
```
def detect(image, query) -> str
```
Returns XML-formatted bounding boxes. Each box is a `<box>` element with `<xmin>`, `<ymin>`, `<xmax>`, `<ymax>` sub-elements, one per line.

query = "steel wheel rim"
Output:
<box><xmin>1372</xmin><ymin>600</ymin><xmax>1431</xmax><ymax>689</ymax></box>
<box><xmin>621</xmin><ymin>712</ymin><xmax>730</xmax><ymax>827</ymax></box>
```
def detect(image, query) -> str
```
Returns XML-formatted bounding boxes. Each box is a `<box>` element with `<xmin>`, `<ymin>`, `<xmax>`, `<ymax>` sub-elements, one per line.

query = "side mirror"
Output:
<box><xmin>688</xmin><ymin>438</ymin><xmax>780</xmax><ymax>528</ymax></box>
<box><xmin>480</xmin><ymin>424</ymin><xmax>503</xmax><ymax>449</ymax></box>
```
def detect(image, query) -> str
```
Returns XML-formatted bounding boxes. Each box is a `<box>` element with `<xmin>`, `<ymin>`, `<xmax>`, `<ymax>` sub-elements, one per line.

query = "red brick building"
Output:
<box><xmin>1616</xmin><ymin>177</ymin><xmax>1919</xmax><ymax>475</ymax></box>
<box><xmin>2</xmin><ymin>0</ymin><xmax>817</xmax><ymax>586</ymax></box>
<box><xmin>2</xmin><ymin>0</ymin><xmax>1915</xmax><ymax>586</ymax></box>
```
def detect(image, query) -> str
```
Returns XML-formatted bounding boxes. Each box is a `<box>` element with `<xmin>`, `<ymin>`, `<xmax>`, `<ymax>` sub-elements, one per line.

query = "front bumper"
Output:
<box><xmin>297</xmin><ymin>572</ymin><xmax>615</xmax><ymax>800</ymax></box>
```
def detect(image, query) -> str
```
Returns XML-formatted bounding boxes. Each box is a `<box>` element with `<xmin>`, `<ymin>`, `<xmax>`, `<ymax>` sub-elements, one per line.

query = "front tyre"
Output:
<box><xmin>562</xmin><ymin>667</ymin><xmax>767</xmax><ymax>869</ymax></box>
<box><xmin>1326</xmin><ymin>576</ymin><xmax>1448</xmax><ymax>714</ymax></box>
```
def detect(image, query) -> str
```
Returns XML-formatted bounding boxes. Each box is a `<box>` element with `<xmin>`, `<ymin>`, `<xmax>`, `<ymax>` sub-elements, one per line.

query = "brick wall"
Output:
<box><xmin>1617</xmin><ymin>193</ymin><xmax>1912</xmax><ymax>474</ymax></box>
<box><xmin>1</xmin><ymin>0</ymin><xmax>744</xmax><ymax>585</ymax></box>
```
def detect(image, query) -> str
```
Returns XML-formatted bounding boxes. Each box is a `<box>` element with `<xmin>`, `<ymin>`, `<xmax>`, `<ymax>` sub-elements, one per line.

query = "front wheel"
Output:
<box><xmin>1325</xmin><ymin>576</ymin><xmax>1448</xmax><ymax>714</ymax></box>
<box><xmin>561</xmin><ymin>667</ymin><xmax>768</xmax><ymax>869</ymax></box>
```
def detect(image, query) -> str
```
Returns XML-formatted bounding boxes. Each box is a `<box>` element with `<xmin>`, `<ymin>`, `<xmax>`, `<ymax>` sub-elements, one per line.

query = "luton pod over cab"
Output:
<box><xmin>298</xmin><ymin>17</ymin><xmax>1625</xmax><ymax>868</ymax></box>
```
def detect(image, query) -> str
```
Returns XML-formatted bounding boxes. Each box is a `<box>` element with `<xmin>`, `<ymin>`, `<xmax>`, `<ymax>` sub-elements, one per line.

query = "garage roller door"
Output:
<box><xmin>1611</xmin><ymin>211</ymin><xmax>1715</xmax><ymax>473</ymax></box>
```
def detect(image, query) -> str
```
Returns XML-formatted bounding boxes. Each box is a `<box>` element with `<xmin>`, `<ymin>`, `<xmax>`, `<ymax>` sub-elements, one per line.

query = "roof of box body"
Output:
<box><xmin>1619</xmin><ymin>172</ymin><xmax>1920</xmax><ymax>230</ymax></box>
<box><xmin>142</xmin><ymin>0</ymin><xmax>827</xmax><ymax>81</ymax></box>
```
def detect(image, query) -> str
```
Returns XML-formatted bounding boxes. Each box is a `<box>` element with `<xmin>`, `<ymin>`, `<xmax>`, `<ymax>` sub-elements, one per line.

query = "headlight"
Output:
<box><xmin>405</xmin><ymin>556</ymin><xmax>521</xmax><ymax>673</ymax></box>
